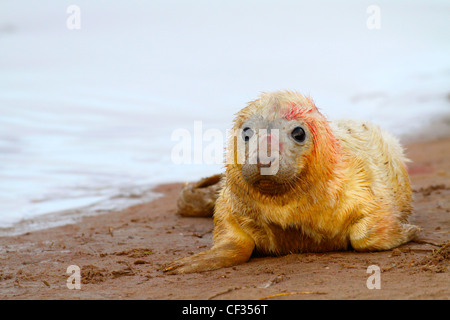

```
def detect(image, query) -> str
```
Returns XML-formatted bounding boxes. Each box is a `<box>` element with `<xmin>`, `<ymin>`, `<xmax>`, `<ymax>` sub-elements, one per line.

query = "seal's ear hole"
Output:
<box><xmin>291</xmin><ymin>127</ymin><xmax>306</xmax><ymax>143</ymax></box>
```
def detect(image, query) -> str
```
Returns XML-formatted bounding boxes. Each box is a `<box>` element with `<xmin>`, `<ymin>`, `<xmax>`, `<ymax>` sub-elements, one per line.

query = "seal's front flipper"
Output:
<box><xmin>176</xmin><ymin>174</ymin><xmax>224</xmax><ymax>217</ymax></box>
<box><xmin>162</xmin><ymin>241</ymin><xmax>254</xmax><ymax>274</ymax></box>
<box><xmin>163</xmin><ymin>205</ymin><xmax>255</xmax><ymax>274</ymax></box>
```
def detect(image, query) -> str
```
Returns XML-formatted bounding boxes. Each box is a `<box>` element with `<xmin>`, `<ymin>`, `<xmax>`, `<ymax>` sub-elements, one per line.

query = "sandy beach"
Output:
<box><xmin>0</xmin><ymin>137</ymin><xmax>449</xmax><ymax>300</ymax></box>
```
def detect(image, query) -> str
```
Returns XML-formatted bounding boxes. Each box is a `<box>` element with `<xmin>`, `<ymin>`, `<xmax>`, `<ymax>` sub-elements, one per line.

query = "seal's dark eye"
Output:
<box><xmin>242</xmin><ymin>127</ymin><xmax>254</xmax><ymax>142</ymax></box>
<box><xmin>291</xmin><ymin>127</ymin><xmax>306</xmax><ymax>143</ymax></box>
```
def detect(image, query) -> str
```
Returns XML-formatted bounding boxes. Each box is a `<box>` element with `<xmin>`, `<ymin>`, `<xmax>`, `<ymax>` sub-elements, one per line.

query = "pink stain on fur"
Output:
<box><xmin>259</xmin><ymin>133</ymin><xmax>281</xmax><ymax>154</ymax></box>
<box><xmin>283</xmin><ymin>102</ymin><xmax>316</xmax><ymax>121</ymax></box>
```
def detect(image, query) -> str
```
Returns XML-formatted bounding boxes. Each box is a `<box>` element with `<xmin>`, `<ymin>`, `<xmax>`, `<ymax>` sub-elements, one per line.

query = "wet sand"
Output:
<box><xmin>0</xmin><ymin>138</ymin><xmax>449</xmax><ymax>300</ymax></box>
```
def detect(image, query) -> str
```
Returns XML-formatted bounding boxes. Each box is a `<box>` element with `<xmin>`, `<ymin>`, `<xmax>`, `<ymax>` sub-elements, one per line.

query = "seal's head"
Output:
<box><xmin>226</xmin><ymin>91</ymin><xmax>341</xmax><ymax>196</ymax></box>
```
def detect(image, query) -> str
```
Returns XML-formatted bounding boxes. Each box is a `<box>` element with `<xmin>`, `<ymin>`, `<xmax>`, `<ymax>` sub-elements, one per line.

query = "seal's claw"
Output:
<box><xmin>162</xmin><ymin>254</ymin><xmax>214</xmax><ymax>275</ymax></box>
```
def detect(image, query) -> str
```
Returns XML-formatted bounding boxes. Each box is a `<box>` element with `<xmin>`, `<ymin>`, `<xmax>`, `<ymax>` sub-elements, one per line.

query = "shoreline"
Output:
<box><xmin>0</xmin><ymin>136</ymin><xmax>449</xmax><ymax>299</ymax></box>
<box><xmin>0</xmin><ymin>187</ymin><xmax>163</xmax><ymax>238</ymax></box>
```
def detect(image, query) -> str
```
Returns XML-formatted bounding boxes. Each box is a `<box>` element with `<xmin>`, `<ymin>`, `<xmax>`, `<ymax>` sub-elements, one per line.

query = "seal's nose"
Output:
<box><xmin>256</xmin><ymin>131</ymin><xmax>279</xmax><ymax>169</ymax></box>
<box><xmin>257</xmin><ymin>156</ymin><xmax>275</xmax><ymax>168</ymax></box>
